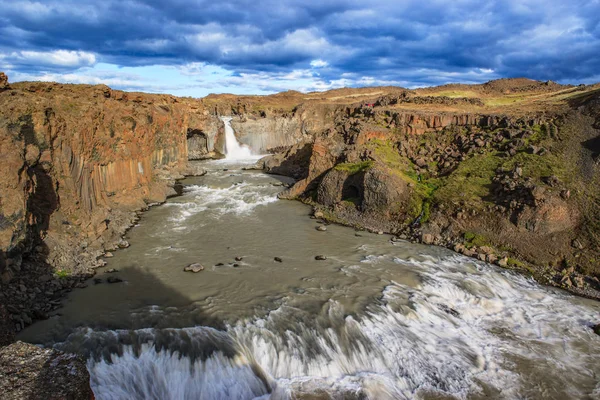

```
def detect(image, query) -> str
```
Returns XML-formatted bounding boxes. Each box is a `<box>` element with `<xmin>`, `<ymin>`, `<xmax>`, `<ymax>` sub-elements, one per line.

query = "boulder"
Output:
<box><xmin>274</xmin><ymin>257</ymin><xmax>283</xmax><ymax>262</ymax></box>
<box><xmin>315</xmin><ymin>255</ymin><xmax>327</xmax><ymax>260</ymax></box>
<box><xmin>183</xmin><ymin>263</ymin><xmax>204</xmax><ymax>273</ymax></box>
<box><xmin>0</xmin><ymin>341</ymin><xmax>94</xmax><ymax>399</ymax></box>
<box><xmin>421</xmin><ymin>233</ymin><xmax>434</xmax><ymax>245</ymax></box>
<box><xmin>316</xmin><ymin>225</ymin><xmax>327</xmax><ymax>231</ymax></box>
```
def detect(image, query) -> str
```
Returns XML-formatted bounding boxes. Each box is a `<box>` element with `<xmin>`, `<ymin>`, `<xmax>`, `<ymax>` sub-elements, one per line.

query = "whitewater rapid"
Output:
<box><xmin>19</xmin><ymin>160</ymin><xmax>600</xmax><ymax>400</ymax></box>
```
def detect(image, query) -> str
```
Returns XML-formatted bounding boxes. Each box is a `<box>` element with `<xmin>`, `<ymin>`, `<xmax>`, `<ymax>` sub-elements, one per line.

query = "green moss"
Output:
<box><xmin>421</xmin><ymin>200</ymin><xmax>431</xmax><ymax>223</ymax></box>
<box><xmin>500</xmin><ymin>152</ymin><xmax>565</xmax><ymax>181</ymax></box>
<box><xmin>334</xmin><ymin>160</ymin><xmax>374</xmax><ymax>175</ymax></box>
<box><xmin>341</xmin><ymin>197</ymin><xmax>361</xmax><ymax>207</ymax></box>
<box><xmin>55</xmin><ymin>269</ymin><xmax>70</xmax><ymax>279</ymax></box>
<box><xmin>434</xmin><ymin>153</ymin><xmax>501</xmax><ymax>207</ymax></box>
<box><xmin>366</xmin><ymin>139</ymin><xmax>407</xmax><ymax>170</ymax></box>
<box><xmin>464</xmin><ymin>232</ymin><xmax>490</xmax><ymax>248</ymax></box>
<box><xmin>507</xmin><ymin>257</ymin><xmax>525</xmax><ymax>269</ymax></box>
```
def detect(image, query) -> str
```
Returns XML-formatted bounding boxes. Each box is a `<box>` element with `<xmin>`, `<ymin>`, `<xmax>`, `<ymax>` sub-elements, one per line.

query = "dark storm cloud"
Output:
<box><xmin>1</xmin><ymin>0</ymin><xmax>599</xmax><ymax>89</ymax></box>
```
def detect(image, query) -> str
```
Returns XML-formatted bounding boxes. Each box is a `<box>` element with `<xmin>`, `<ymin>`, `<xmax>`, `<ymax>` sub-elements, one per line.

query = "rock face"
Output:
<box><xmin>230</xmin><ymin>115</ymin><xmax>310</xmax><ymax>153</ymax></box>
<box><xmin>0</xmin><ymin>82</ymin><xmax>214</xmax><ymax>285</ymax></box>
<box><xmin>0</xmin><ymin>341</ymin><xmax>94</xmax><ymax>399</ymax></box>
<box><xmin>0</xmin><ymin>72</ymin><xmax>9</xmax><ymax>91</ymax></box>
<box><xmin>0</xmin><ymin>306</ymin><xmax>14</xmax><ymax>347</ymax></box>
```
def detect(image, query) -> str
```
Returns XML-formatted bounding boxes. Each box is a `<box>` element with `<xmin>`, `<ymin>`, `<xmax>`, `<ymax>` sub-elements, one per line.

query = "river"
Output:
<box><xmin>17</xmin><ymin>154</ymin><xmax>600</xmax><ymax>399</ymax></box>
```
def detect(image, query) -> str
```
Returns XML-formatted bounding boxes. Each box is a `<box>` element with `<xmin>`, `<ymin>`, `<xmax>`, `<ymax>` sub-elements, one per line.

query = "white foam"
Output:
<box><xmin>62</xmin><ymin>254</ymin><xmax>600</xmax><ymax>399</ymax></box>
<box><xmin>165</xmin><ymin>183</ymin><xmax>278</xmax><ymax>225</ymax></box>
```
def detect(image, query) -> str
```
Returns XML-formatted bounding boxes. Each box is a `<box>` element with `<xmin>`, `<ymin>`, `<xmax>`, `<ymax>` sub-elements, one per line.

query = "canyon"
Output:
<box><xmin>1</xmin><ymin>72</ymin><xmax>600</xmax><ymax>398</ymax></box>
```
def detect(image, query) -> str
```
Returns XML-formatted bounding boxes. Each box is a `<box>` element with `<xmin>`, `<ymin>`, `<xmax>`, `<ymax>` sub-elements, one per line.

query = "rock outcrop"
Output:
<box><xmin>0</xmin><ymin>72</ymin><xmax>9</xmax><ymax>91</ymax></box>
<box><xmin>0</xmin><ymin>81</ymin><xmax>213</xmax><ymax>285</ymax></box>
<box><xmin>261</xmin><ymin>82</ymin><xmax>600</xmax><ymax>299</ymax></box>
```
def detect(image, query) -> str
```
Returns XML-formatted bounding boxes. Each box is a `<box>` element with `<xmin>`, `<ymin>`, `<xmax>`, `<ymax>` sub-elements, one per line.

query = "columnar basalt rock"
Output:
<box><xmin>0</xmin><ymin>82</ymin><xmax>215</xmax><ymax>285</ymax></box>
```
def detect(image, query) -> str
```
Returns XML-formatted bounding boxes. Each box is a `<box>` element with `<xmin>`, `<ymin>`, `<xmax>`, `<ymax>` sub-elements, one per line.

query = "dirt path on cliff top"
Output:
<box><xmin>18</xmin><ymin>159</ymin><xmax>600</xmax><ymax>400</ymax></box>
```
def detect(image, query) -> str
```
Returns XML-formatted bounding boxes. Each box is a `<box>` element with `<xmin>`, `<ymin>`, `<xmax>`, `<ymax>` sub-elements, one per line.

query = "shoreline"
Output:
<box><xmin>289</xmin><ymin>196</ymin><xmax>600</xmax><ymax>303</ymax></box>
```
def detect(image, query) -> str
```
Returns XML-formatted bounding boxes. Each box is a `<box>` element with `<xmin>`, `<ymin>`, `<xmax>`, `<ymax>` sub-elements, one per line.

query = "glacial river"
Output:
<box><xmin>19</xmin><ymin>158</ymin><xmax>600</xmax><ymax>399</ymax></box>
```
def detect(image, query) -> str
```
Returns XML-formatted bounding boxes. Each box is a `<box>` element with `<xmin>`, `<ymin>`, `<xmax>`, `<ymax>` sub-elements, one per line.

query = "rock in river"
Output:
<box><xmin>183</xmin><ymin>263</ymin><xmax>205</xmax><ymax>273</ymax></box>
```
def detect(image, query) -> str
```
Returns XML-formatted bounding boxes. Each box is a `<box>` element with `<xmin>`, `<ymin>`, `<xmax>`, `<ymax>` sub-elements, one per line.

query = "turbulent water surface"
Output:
<box><xmin>19</xmin><ymin>158</ymin><xmax>600</xmax><ymax>400</ymax></box>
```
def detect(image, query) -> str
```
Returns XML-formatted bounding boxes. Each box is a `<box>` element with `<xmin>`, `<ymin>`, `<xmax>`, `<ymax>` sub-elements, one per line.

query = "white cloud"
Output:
<box><xmin>310</xmin><ymin>59</ymin><xmax>329</xmax><ymax>68</ymax></box>
<box><xmin>5</xmin><ymin>50</ymin><xmax>97</xmax><ymax>68</ymax></box>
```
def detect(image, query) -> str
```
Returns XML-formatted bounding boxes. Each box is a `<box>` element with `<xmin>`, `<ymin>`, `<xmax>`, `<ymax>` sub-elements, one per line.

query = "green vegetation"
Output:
<box><xmin>428</xmin><ymin>90</ymin><xmax>479</xmax><ymax>98</ymax></box>
<box><xmin>420</xmin><ymin>200</ymin><xmax>431</xmax><ymax>223</ymax></box>
<box><xmin>334</xmin><ymin>160</ymin><xmax>374</xmax><ymax>175</ymax></box>
<box><xmin>341</xmin><ymin>197</ymin><xmax>361</xmax><ymax>207</ymax></box>
<box><xmin>485</xmin><ymin>95</ymin><xmax>526</xmax><ymax>106</ymax></box>
<box><xmin>367</xmin><ymin>139</ymin><xmax>405</xmax><ymax>170</ymax></box>
<box><xmin>507</xmin><ymin>257</ymin><xmax>525</xmax><ymax>269</ymax></box>
<box><xmin>464</xmin><ymin>232</ymin><xmax>490</xmax><ymax>248</ymax></box>
<box><xmin>503</xmin><ymin>152</ymin><xmax>562</xmax><ymax>179</ymax></box>
<box><xmin>434</xmin><ymin>153</ymin><xmax>501</xmax><ymax>207</ymax></box>
<box><xmin>55</xmin><ymin>269</ymin><xmax>70</xmax><ymax>279</ymax></box>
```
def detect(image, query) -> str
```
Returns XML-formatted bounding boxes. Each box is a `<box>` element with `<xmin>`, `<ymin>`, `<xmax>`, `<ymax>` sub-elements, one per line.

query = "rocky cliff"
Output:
<box><xmin>0</xmin><ymin>80</ymin><xmax>211</xmax><ymax>282</ymax></box>
<box><xmin>260</xmin><ymin>81</ymin><xmax>600</xmax><ymax>299</ymax></box>
<box><xmin>0</xmin><ymin>75</ymin><xmax>324</xmax><ymax>336</ymax></box>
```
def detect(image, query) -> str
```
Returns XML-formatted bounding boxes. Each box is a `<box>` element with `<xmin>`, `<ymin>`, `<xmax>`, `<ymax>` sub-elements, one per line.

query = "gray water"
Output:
<box><xmin>19</xmin><ymin>158</ymin><xmax>600</xmax><ymax>400</ymax></box>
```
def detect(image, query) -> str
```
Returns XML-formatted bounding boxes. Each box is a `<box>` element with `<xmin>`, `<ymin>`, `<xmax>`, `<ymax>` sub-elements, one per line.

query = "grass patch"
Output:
<box><xmin>500</xmin><ymin>152</ymin><xmax>565</xmax><ymax>181</ymax></box>
<box><xmin>367</xmin><ymin>139</ymin><xmax>406</xmax><ymax>169</ymax></box>
<box><xmin>485</xmin><ymin>95</ymin><xmax>526</xmax><ymax>106</ymax></box>
<box><xmin>334</xmin><ymin>160</ymin><xmax>374</xmax><ymax>175</ymax></box>
<box><xmin>434</xmin><ymin>153</ymin><xmax>501</xmax><ymax>207</ymax></box>
<box><xmin>427</xmin><ymin>90</ymin><xmax>479</xmax><ymax>98</ymax></box>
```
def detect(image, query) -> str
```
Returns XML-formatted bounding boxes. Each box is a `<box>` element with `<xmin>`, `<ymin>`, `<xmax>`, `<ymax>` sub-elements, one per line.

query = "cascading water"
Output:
<box><xmin>221</xmin><ymin>116</ymin><xmax>254</xmax><ymax>160</ymax></box>
<box><xmin>19</xmin><ymin>160</ymin><xmax>600</xmax><ymax>400</ymax></box>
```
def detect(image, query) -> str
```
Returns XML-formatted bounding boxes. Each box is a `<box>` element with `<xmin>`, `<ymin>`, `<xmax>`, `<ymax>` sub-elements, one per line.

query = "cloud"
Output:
<box><xmin>310</xmin><ymin>59</ymin><xmax>329</xmax><ymax>68</ymax></box>
<box><xmin>0</xmin><ymin>0</ymin><xmax>599</xmax><ymax>95</ymax></box>
<box><xmin>1</xmin><ymin>50</ymin><xmax>97</xmax><ymax>69</ymax></box>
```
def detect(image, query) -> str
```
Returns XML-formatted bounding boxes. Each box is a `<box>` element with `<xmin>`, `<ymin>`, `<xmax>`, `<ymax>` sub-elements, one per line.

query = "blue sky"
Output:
<box><xmin>1</xmin><ymin>0</ymin><xmax>599</xmax><ymax>97</ymax></box>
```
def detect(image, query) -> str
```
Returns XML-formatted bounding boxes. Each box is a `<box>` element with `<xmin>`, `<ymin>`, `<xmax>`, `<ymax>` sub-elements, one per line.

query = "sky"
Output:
<box><xmin>1</xmin><ymin>0</ymin><xmax>599</xmax><ymax>97</ymax></box>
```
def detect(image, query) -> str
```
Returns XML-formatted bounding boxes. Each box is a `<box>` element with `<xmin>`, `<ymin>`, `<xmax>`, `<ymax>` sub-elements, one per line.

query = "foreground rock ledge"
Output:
<box><xmin>0</xmin><ymin>341</ymin><xmax>94</xmax><ymax>399</ymax></box>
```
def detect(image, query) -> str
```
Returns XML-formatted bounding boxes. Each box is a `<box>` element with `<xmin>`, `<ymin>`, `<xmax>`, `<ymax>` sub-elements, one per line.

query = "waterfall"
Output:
<box><xmin>221</xmin><ymin>117</ymin><xmax>253</xmax><ymax>160</ymax></box>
